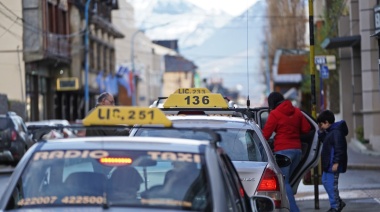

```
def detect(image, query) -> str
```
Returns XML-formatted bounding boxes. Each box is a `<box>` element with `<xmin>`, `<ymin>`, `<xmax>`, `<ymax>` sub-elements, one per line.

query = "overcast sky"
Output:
<box><xmin>187</xmin><ymin>0</ymin><xmax>259</xmax><ymax>16</ymax></box>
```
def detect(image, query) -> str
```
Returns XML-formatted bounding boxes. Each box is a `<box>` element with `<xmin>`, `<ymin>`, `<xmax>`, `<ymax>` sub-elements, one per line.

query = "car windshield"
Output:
<box><xmin>12</xmin><ymin>149</ymin><xmax>209</xmax><ymax>210</ymax></box>
<box><xmin>134</xmin><ymin>128</ymin><xmax>268</xmax><ymax>162</ymax></box>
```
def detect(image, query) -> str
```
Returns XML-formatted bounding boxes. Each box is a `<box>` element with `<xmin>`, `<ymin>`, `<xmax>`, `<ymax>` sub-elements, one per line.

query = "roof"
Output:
<box><xmin>38</xmin><ymin>137</ymin><xmax>208</xmax><ymax>153</ymax></box>
<box><xmin>164</xmin><ymin>55</ymin><xmax>197</xmax><ymax>73</ymax></box>
<box><xmin>321</xmin><ymin>35</ymin><xmax>361</xmax><ymax>49</ymax></box>
<box><xmin>153</xmin><ymin>40</ymin><xmax>179</xmax><ymax>52</ymax></box>
<box><xmin>272</xmin><ymin>50</ymin><xmax>308</xmax><ymax>84</ymax></box>
<box><xmin>167</xmin><ymin>116</ymin><xmax>255</xmax><ymax>129</ymax></box>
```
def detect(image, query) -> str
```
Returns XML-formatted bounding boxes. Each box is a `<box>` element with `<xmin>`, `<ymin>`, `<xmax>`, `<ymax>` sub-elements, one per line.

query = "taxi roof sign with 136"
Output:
<box><xmin>163</xmin><ymin>93</ymin><xmax>228</xmax><ymax>109</ymax></box>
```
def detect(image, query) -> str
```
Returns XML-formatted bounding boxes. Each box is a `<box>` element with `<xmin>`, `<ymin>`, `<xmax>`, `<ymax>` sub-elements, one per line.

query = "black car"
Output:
<box><xmin>0</xmin><ymin>112</ymin><xmax>35</xmax><ymax>166</ymax></box>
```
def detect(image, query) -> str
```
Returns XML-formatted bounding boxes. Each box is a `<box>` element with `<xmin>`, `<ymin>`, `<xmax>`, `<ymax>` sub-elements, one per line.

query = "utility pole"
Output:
<box><xmin>130</xmin><ymin>29</ymin><xmax>144</xmax><ymax>106</ymax></box>
<box><xmin>264</xmin><ymin>42</ymin><xmax>271</xmax><ymax>96</ymax></box>
<box><xmin>84</xmin><ymin>0</ymin><xmax>91</xmax><ymax>114</ymax></box>
<box><xmin>309</xmin><ymin>0</ymin><xmax>320</xmax><ymax>209</ymax></box>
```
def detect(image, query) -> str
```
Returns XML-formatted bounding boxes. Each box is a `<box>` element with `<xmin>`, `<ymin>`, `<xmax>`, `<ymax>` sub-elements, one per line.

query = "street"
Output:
<box><xmin>1</xmin><ymin>143</ymin><xmax>379</xmax><ymax>211</ymax></box>
<box><xmin>294</xmin><ymin>143</ymin><xmax>380</xmax><ymax>212</ymax></box>
<box><xmin>1</xmin><ymin>166</ymin><xmax>380</xmax><ymax>211</ymax></box>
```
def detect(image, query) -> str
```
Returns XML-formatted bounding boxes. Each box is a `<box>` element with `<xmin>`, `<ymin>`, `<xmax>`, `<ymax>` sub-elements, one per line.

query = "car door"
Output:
<box><xmin>249</xmin><ymin>107</ymin><xmax>321</xmax><ymax>192</ymax></box>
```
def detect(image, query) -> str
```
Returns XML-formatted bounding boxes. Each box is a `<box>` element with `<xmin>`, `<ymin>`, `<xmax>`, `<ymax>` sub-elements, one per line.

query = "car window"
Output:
<box><xmin>8</xmin><ymin>149</ymin><xmax>210</xmax><ymax>210</ymax></box>
<box><xmin>218</xmin><ymin>153</ymin><xmax>244</xmax><ymax>212</ymax></box>
<box><xmin>0</xmin><ymin>117</ymin><xmax>8</xmax><ymax>130</ymax></box>
<box><xmin>135</xmin><ymin>128</ymin><xmax>268</xmax><ymax>162</ymax></box>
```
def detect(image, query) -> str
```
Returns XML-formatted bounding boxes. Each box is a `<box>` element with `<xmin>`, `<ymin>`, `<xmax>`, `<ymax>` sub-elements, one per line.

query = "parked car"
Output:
<box><xmin>26</xmin><ymin>119</ymin><xmax>76</xmax><ymax>140</ymax></box>
<box><xmin>0</xmin><ymin>112</ymin><xmax>35</xmax><ymax>166</ymax></box>
<box><xmin>0</xmin><ymin>106</ymin><xmax>275</xmax><ymax>212</ymax></box>
<box><xmin>138</xmin><ymin>88</ymin><xmax>321</xmax><ymax>211</ymax></box>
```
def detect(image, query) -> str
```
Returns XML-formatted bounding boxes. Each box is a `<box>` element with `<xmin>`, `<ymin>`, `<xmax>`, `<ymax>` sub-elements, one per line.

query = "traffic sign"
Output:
<box><xmin>314</xmin><ymin>56</ymin><xmax>327</xmax><ymax>65</ymax></box>
<box><xmin>315</xmin><ymin>55</ymin><xmax>336</xmax><ymax>70</ymax></box>
<box><xmin>320</xmin><ymin>65</ymin><xmax>329</xmax><ymax>79</ymax></box>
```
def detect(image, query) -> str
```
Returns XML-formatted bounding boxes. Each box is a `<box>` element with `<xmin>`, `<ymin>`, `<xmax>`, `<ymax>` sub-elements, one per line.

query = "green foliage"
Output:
<box><xmin>355</xmin><ymin>126</ymin><xmax>369</xmax><ymax>144</ymax></box>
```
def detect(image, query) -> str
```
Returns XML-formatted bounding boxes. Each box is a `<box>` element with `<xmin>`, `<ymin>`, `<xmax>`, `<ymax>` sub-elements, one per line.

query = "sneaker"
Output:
<box><xmin>339</xmin><ymin>200</ymin><xmax>346</xmax><ymax>211</ymax></box>
<box><xmin>326</xmin><ymin>208</ymin><xmax>338</xmax><ymax>212</ymax></box>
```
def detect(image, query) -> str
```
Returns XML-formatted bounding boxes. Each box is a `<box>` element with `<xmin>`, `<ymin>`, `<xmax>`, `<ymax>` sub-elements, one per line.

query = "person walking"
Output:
<box><xmin>317</xmin><ymin>110</ymin><xmax>348</xmax><ymax>212</ymax></box>
<box><xmin>85</xmin><ymin>92</ymin><xmax>129</xmax><ymax>136</ymax></box>
<box><xmin>262</xmin><ymin>92</ymin><xmax>311</xmax><ymax>212</ymax></box>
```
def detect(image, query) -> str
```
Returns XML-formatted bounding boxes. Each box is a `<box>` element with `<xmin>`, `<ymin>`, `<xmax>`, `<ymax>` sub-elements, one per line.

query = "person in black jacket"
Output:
<box><xmin>85</xmin><ymin>92</ymin><xmax>129</xmax><ymax>136</ymax></box>
<box><xmin>317</xmin><ymin>110</ymin><xmax>348</xmax><ymax>212</ymax></box>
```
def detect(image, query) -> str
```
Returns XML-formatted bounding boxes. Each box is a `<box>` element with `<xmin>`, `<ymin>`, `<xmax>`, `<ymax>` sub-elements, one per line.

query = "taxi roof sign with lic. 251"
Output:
<box><xmin>82</xmin><ymin>106</ymin><xmax>172</xmax><ymax>127</ymax></box>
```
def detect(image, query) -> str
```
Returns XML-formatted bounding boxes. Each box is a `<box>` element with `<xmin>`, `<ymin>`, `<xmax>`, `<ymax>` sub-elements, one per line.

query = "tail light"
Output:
<box><xmin>257</xmin><ymin>168</ymin><xmax>282</xmax><ymax>208</ymax></box>
<box><xmin>11</xmin><ymin>130</ymin><xmax>17</xmax><ymax>141</ymax></box>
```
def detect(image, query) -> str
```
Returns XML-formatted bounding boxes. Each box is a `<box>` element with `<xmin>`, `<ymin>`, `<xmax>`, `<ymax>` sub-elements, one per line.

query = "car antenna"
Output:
<box><xmin>246</xmin><ymin>5</ymin><xmax>250</xmax><ymax>109</ymax></box>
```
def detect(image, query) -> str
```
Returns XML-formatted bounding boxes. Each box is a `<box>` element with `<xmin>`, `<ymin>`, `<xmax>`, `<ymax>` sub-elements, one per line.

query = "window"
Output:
<box><xmin>135</xmin><ymin>128</ymin><xmax>268</xmax><ymax>162</ymax></box>
<box><xmin>9</xmin><ymin>149</ymin><xmax>209</xmax><ymax>210</ymax></box>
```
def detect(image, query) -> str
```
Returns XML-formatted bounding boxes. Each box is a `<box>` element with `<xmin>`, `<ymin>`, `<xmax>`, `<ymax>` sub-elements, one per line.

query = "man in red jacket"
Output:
<box><xmin>262</xmin><ymin>92</ymin><xmax>311</xmax><ymax>212</ymax></box>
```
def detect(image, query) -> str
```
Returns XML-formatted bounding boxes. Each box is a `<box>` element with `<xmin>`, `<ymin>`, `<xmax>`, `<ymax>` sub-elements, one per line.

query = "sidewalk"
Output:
<box><xmin>295</xmin><ymin>139</ymin><xmax>380</xmax><ymax>211</ymax></box>
<box><xmin>347</xmin><ymin>139</ymin><xmax>380</xmax><ymax>170</ymax></box>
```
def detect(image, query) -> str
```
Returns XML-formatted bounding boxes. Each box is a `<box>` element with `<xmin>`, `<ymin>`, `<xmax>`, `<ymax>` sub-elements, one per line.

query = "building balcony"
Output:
<box><xmin>45</xmin><ymin>33</ymin><xmax>71</xmax><ymax>60</ymax></box>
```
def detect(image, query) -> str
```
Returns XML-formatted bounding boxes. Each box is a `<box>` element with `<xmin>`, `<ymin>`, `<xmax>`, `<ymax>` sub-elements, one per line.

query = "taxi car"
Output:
<box><xmin>134</xmin><ymin>88</ymin><xmax>321</xmax><ymax>211</ymax></box>
<box><xmin>0</xmin><ymin>106</ymin><xmax>274</xmax><ymax>212</ymax></box>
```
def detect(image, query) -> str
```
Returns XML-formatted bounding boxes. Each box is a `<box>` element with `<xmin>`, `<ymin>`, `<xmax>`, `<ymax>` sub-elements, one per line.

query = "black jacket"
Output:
<box><xmin>85</xmin><ymin>107</ymin><xmax>130</xmax><ymax>137</ymax></box>
<box><xmin>319</xmin><ymin>120</ymin><xmax>348</xmax><ymax>173</ymax></box>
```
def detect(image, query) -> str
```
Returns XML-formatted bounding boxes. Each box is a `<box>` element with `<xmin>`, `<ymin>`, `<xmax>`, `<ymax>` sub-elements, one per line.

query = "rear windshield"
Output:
<box><xmin>0</xmin><ymin>117</ymin><xmax>9</xmax><ymax>130</ymax></box>
<box><xmin>134</xmin><ymin>128</ymin><xmax>268</xmax><ymax>162</ymax></box>
<box><xmin>10</xmin><ymin>149</ymin><xmax>209</xmax><ymax>210</ymax></box>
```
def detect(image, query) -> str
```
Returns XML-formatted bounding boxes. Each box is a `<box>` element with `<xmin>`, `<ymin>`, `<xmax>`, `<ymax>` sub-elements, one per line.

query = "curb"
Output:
<box><xmin>348</xmin><ymin>164</ymin><xmax>380</xmax><ymax>170</ymax></box>
<box><xmin>347</xmin><ymin>139</ymin><xmax>380</xmax><ymax>170</ymax></box>
<box><xmin>350</xmin><ymin>139</ymin><xmax>380</xmax><ymax>156</ymax></box>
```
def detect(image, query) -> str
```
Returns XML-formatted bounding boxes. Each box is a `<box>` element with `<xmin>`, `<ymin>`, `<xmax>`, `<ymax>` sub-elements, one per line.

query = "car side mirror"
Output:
<box><xmin>250</xmin><ymin>195</ymin><xmax>275</xmax><ymax>212</ymax></box>
<box><xmin>274</xmin><ymin>153</ymin><xmax>291</xmax><ymax>168</ymax></box>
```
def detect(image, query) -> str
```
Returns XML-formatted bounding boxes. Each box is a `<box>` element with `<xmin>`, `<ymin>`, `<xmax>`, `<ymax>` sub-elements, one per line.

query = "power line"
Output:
<box><xmin>0</xmin><ymin>2</ymin><xmax>85</xmax><ymax>38</ymax></box>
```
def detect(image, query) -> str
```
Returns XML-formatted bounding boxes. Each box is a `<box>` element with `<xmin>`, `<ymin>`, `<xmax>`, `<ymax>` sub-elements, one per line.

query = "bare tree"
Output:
<box><xmin>266</xmin><ymin>0</ymin><xmax>307</xmax><ymax>68</ymax></box>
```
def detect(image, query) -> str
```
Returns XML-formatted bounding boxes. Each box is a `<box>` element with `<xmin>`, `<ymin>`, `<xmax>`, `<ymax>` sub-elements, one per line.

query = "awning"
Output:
<box><xmin>321</xmin><ymin>35</ymin><xmax>361</xmax><ymax>49</ymax></box>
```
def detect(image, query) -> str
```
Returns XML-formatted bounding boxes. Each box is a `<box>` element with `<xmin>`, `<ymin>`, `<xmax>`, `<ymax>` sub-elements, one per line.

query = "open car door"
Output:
<box><xmin>249</xmin><ymin>107</ymin><xmax>321</xmax><ymax>193</ymax></box>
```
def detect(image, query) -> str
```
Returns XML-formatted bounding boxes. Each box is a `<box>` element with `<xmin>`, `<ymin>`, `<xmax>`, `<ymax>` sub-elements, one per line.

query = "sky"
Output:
<box><xmin>187</xmin><ymin>0</ymin><xmax>259</xmax><ymax>16</ymax></box>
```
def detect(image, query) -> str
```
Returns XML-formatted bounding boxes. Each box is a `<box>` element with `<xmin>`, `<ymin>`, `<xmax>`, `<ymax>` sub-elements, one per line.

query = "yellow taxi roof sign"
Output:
<box><xmin>82</xmin><ymin>106</ymin><xmax>172</xmax><ymax>127</ymax></box>
<box><xmin>163</xmin><ymin>93</ymin><xmax>228</xmax><ymax>109</ymax></box>
<box><xmin>174</xmin><ymin>87</ymin><xmax>211</xmax><ymax>94</ymax></box>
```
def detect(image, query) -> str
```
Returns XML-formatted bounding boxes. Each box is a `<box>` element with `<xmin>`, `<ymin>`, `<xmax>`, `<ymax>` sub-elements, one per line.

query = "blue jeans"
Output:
<box><xmin>275</xmin><ymin>149</ymin><xmax>302</xmax><ymax>212</ymax></box>
<box><xmin>322</xmin><ymin>171</ymin><xmax>341</xmax><ymax>209</ymax></box>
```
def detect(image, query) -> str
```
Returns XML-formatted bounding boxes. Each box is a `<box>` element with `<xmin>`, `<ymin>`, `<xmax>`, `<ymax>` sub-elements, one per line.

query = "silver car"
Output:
<box><xmin>131</xmin><ymin>115</ymin><xmax>291</xmax><ymax>211</ymax></box>
<box><xmin>146</xmin><ymin>90</ymin><xmax>320</xmax><ymax>210</ymax></box>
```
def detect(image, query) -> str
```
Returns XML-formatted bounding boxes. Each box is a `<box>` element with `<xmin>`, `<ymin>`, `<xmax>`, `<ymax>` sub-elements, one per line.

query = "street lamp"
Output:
<box><xmin>84</xmin><ymin>0</ymin><xmax>91</xmax><ymax>113</ymax></box>
<box><xmin>130</xmin><ymin>29</ymin><xmax>144</xmax><ymax>106</ymax></box>
<box><xmin>129</xmin><ymin>23</ymin><xmax>170</xmax><ymax>106</ymax></box>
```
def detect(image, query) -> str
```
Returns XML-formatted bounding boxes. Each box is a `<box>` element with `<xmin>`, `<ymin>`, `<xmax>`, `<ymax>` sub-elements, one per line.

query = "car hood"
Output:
<box><xmin>3</xmin><ymin>207</ymin><xmax>185</xmax><ymax>212</ymax></box>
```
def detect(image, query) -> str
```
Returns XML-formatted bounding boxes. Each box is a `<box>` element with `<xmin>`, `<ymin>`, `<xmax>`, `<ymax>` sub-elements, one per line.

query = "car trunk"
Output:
<box><xmin>232</xmin><ymin>161</ymin><xmax>267</xmax><ymax>197</ymax></box>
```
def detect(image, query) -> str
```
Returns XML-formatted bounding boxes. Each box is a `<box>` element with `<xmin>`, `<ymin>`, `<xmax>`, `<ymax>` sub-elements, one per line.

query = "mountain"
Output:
<box><xmin>181</xmin><ymin>0</ymin><xmax>267</xmax><ymax>102</ymax></box>
<box><xmin>126</xmin><ymin>0</ymin><xmax>232</xmax><ymax>48</ymax></box>
<box><xmin>126</xmin><ymin>0</ymin><xmax>267</xmax><ymax>104</ymax></box>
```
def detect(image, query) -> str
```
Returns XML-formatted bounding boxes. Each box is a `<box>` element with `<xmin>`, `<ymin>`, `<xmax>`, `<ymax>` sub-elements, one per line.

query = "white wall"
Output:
<box><xmin>0</xmin><ymin>0</ymin><xmax>25</xmax><ymax>101</ymax></box>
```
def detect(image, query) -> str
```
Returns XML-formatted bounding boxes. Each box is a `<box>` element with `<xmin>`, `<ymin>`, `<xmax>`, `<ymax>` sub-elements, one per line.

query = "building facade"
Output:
<box><xmin>23</xmin><ymin>0</ymin><xmax>71</xmax><ymax>121</ymax></box>
<box><xmin>0</xmin><ymin>1</ymin><xmax>26</xmax><ymax>117</ymax></box>
<box><xmin>22</xmin><ymin>0</ymin><xmax>123</xmax><ymax>121</ymax></box>
<box><xmin>316</xmin><ymin>0</ymin><xmax>380</xmax><ymax>151</ymax></box>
